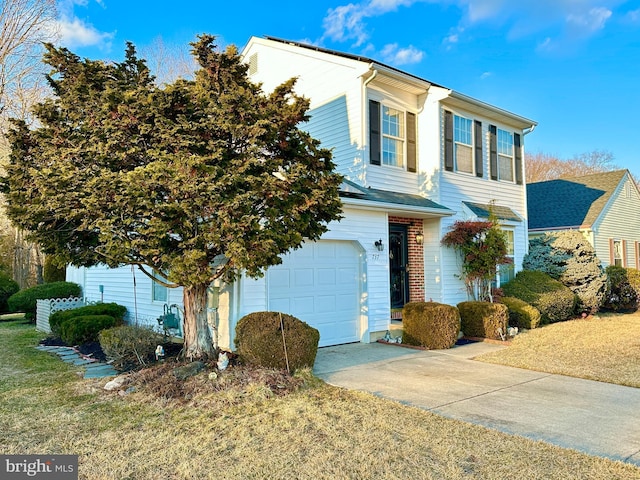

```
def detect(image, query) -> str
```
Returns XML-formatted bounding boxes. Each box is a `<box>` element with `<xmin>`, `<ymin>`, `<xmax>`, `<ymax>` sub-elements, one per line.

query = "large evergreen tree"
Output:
<box><xmin>2</xmin><ymin>35</ymin><xmax>343</xmax><ymax>358</ymax></box>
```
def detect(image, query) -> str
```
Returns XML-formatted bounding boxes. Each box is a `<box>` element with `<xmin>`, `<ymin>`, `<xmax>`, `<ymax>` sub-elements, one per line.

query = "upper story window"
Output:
<box><xmin>489</xmin><ymin>124</ymin><xmax>523</xmax><ymax>184</ymax></box>
<box><xmin>497</xmin><ymin>129</ymin><xmax>514</xmax><ymax>182</ymax></box>
<box><xmin>382</xmin><ymin>106</ymin><xmax>404</xmax><ymax>167</ymax></box>
<box><xmin>444</xmin><ymin>110</ymin><xmax>483</xmax><ymax>177</ymax></box>
<box><xmin>454</xmin><ymin>115</ymin><xmax>473</xmax><ymax>174</ymax></box>
<box><xmin>369</xmin><ymin>100</ymin><xmax>416</xmax><ymax>172</ymax></box>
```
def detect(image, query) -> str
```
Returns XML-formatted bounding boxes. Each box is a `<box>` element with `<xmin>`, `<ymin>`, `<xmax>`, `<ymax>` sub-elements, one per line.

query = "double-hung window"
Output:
<box><xmin>499</xmin><ymin>230</ymin><xmax>515</xmax><ymax>285</ymax></box>
<box><xmin>369</xmin><ymin>100</ymin><xmax>417</xmax><ymax>172</ymax></box>
<box><xmin>454</xmin><ymin>115</ymin><xmax>473</xmax><ymax>174</ymax></box>
<box><xmin>152</xmin><ymin>271</ymin><xmax>168</xmax><ymax>303</ymax></box>
<box><xmin>497</xmin><ymin>129</ymin><xmax>514</xmax><ymax>182</ymax></box>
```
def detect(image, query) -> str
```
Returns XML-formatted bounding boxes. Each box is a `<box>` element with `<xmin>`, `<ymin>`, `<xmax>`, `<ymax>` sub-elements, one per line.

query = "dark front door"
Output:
<box><xmin>389</xmin><ymin>224</ymin><xmax>409</xmax><ymax>309</ymax></box>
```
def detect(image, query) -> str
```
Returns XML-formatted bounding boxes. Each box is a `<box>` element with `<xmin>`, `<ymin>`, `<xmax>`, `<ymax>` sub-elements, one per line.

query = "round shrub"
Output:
<box><xmin>500</xmin><ymin>296</ymin><xmax>541</xmax><ymax>330</ymax></box>
<box><xmin>99</xmin><ymin>325</ymin><xmax>164</xmax><ymax>370</ymax></box>
<box><xmin>502</xmin><ymin>271</ymin><xmax>577</xmax><ymax>323</ymax></box>
<box><xmin>602</xmin><ymin>265</ymin><xmax>638</xmax><ymax>312</ymax></box>
<box><xmin>626</xmin><ymin>268</ymin><xmax>640</xmax><ymax>303</ymax></box>
<box><xmin>234</xmin><ymin>312</ymin><xmax>319</xmax><ymax>373</ymax></box>
<box><xmin>59</xmin><ymin>315</ymin><xmax>120</xmax><ymax>345</ymax></box>
<box><xmin>402</xmin><ymin>301</ymin><xmax>460</xmax><ymax>349</ymax></box>
<box><xmin>7</xmin><ymin>281</ymin><xmax>81</xmax><ymax>321</ymax></box>
<box><xmin>458</xmin><ymin>301</ymin><xmax>508</xmax><ymax>340</ymax></box>
<box><xmin>50</xmin><ymin>303</ymin><xmax>127</xmax><ymax>335</ymax></box>
<box><xmin>0</xmin><ymin>271</ymin><xmax>19</xmax><ymax>314</ymax></box>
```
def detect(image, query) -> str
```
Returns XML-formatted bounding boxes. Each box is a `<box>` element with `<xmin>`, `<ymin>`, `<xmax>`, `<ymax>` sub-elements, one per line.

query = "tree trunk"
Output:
<box><xmin>182</xmin><ymin>283</ymin><xmax>216</xmax><ymax>359</ymax></box>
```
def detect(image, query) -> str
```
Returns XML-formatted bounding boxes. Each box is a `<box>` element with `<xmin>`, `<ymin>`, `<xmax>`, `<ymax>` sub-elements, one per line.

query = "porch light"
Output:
<box><xmin>374</xmin><ymin>239</ymin><xmax>384</xmax><ymax>251</ymax></box>
<box><xmin>415</xmin><ymin>233</ymin><xmax>424</xmax><ymax>245</ymax></box>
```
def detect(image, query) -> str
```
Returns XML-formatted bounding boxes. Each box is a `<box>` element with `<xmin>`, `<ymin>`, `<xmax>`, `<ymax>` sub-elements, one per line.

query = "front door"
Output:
<box><xmin>389</xmin><ymin>224</ymin><xmax>409</xmax><ymax>309</ymax></box>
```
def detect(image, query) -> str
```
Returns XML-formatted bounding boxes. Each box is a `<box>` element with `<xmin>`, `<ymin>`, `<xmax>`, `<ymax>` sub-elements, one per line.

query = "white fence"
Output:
<box><xmin>35</xmin><ymin>297</ymin><xmax>86</xmax><ymax>333</ymax></box>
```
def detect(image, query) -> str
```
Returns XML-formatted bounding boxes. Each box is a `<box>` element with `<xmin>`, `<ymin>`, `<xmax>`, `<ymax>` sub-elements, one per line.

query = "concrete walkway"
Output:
<box><xmin>313</xmin><ymin>341</ymin><xmax>640</xmax><ymax>466</ymax></box>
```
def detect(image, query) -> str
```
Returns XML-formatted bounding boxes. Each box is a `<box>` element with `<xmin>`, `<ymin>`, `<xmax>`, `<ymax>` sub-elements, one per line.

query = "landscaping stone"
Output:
<box><xmin>172</xmin><ymin>361</ymin><xmax>205</xmax><ymax>381</ymax></box>
<box><xmin>104</xmin><ymin>374</ymin><xmax>130</xmax><ymax>391</ymax></box>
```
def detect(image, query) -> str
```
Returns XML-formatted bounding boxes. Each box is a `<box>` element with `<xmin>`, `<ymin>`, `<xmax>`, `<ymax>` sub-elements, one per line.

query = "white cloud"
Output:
<box><xmin>53</xmin><ymin>0</ymin><xmax>114</xmax><ymax>50</ymax></box>
<box><xmin>627</xmin><ymin>9</ymin><xmax>640</xmax><ymax>23</ymax></box>
<box><xmin>322</xmin><ymin>3</ymin><xmax>369</xmax><ymax>46</ymax></box>
<box><xmin>55</xmin><ymin>16</ymin><xmax>114</xmax><ymax>49</ymax></box>
<box><xmin>479</xmin><ymin>71</ymin><xmax>492</xmax><ymax>80</ymax></box>
<box><xmin>380</xmin><ymin>43</ymin><xmax>425</xmax><ymax>64</ymax></box>
<box><xmin>566</xmin><ymin>7</ymin><xmax>612</xmax><ymax>33</ymax></box>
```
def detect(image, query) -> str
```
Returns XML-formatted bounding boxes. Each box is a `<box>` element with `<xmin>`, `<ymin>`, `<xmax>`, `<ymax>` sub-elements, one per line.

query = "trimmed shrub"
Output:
<box><xmin>502</xmin><ymin>270</ymin><xmax>577</xmax><ymax>323</ymax></box>
<box><xmin>626</xmin><ymin>268</ymin><xmax>640</xmax><ymax>302</ymax></box>
<box><xmin>234</xmin><ymin>312</ymin><xmax>319</xmax><ymax>373</ymax></box>
<box><xmin>458</xmin><ymin>301</ymin><xmax>508</xmax><ymax>340</ymax></box>
<box><xmin>99</xmin><ymin>325</ymin><xmax>164</xmax><ymax>370</ymax></box>
<box><xmin>402</xmin><ymin>301</ymin><xmax>460</xmax><ymax>349</ymax></box>
<box><xmin>49</xmin><ymin>302</ymin><xmax>127</xmax><ymax>335</ymax></box>
<box><xmin>59</xmin><ymin>315</ymin><xmax>120</xmax><ymax>345</ymax></box>
<box><xmin>500</xmin><ymin>296</ymin><xmax>541</xmax><ymax>330</ymax></box>
<box><xmin>7</xmin><ymin>281</ymin><xmax>81</xmax><ymax>321</ymax></box>
<box><xmin>0</xmin><ymin>272</ymin><xmax>19</xmax><ymax>314</ymax></box>
<box><xmin>602</xmin><ymin>266</ymin><xmax>638</xmax><ymax>311</ymax></box>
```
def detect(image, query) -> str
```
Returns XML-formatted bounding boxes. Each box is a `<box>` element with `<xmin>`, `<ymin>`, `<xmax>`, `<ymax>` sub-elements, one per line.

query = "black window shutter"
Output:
<box><xmin>369</xmin><ymin>100</ymin><xmax>381</xmax><ymax>165</ymax></box>
<box><xmin>514</xmin><ymin>133</ymin><xmax>523</xmax><ymax>184</ymax></box>
<box><xmin>474</xmin><ymin>120</ymin><xmax>483</xmax><ymax>178</ymax></box>
<box><xmin>489</xmin><ymin>124</ymin><xmax>498</xmax><ymax>180</ymax></box>
<box><xmin>444</xmin><ymin>110</ymin><xmax>453</xmax><ymax>171</ymax></box>
<box><xmin>407</xmin><ymin>112</ymin><xmax>417</xmax><ymax>173</ymax></box>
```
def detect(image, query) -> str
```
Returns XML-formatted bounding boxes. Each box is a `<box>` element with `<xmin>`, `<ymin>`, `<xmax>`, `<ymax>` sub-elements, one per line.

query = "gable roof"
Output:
<box><xmin>462</xmin><ymin>202</ymin><xmax>521</xmax><ymax>222</ymax></box>
<box><xmin>527</xmin><ymin>170</ymin><xmax>628</xmax><ymax>231</ymax></box>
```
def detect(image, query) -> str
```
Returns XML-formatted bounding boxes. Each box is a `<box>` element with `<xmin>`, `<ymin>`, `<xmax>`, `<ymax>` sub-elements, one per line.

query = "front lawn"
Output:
<box><xmin>476</xmin><ymin>311</ymin><xmax>640</xmax><ymax>387</ymax></box>
<box><xmin>1</xmin><ymin>318</ymin><xmax>639</xmax><ymax>479</ymax></box>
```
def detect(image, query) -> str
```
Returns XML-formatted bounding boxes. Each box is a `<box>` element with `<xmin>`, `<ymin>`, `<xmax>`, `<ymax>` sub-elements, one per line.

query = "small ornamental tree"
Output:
<box><xmin>1</xmin><ymin>36</ymin><xmax>343</xmax><ymax>359</ymax></box>
<box><xmin>441</xmin><ymin>219</ymin><xmax>510</xmax><ymax>302</ymax></box>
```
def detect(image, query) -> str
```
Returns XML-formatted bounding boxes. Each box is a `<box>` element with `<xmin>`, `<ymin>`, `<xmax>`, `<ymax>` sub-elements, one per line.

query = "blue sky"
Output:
<box><xmin>53</xmin><ymin>0</ymin><xmax>640</xmax><ymax>174</ymax></box>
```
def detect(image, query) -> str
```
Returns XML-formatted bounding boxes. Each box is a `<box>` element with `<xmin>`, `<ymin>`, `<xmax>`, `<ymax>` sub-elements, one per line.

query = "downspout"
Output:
<box><xmin>361</xmin><ymin>66</ymin><xmax>378</xmax><ymax>168</ymax></box>
<box><xmin>521</xmin><ymin>123</ymin><xmax>536</xmax><ymax>259</ymax></box>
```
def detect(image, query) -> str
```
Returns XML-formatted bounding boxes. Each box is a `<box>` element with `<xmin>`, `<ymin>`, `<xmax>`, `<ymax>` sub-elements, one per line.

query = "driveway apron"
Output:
<box><xmin>313</xmin><ymin>342</ymin><xmax>640</xmax><ymax>466</ymax></box>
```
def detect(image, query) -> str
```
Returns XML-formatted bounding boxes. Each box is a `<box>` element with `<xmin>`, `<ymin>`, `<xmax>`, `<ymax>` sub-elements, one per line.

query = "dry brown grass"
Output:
<box><xmin>476</xmin><ymin>311</ymin><xmax>640</xmax><ymax>387</ymax></box>
<box><xmin>2</xmin><ymin>319</ymin><xmax>639</xmax><ymax>479</ymax></box>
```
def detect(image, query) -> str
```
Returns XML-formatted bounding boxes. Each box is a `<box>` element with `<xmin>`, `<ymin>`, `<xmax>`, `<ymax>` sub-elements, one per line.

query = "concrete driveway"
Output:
<box><xmin>313</xmin><ymin>341</ymin><xmax>640</xmax><ymax>466</ymax></box>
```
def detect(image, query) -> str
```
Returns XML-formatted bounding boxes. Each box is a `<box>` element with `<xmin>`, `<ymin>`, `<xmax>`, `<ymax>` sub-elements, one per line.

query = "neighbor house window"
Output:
<box><xmin>454</xmin><ymin>115</ymin><xmax>473</xmax><ymax>174</ymax></box>
<box><xmin>152</xmin><ymin>271</ymin><xmax>168</xmax><ymax>303</ymax></box>
<box><xmin>612</xmin><ymin>239</ymin><xmax>623</xmax><ymax>267</ymax></box>
<box><xmin>369</xmin><ymin>100</ymin><xmax>417</xmax><ymax>172</ymax></box>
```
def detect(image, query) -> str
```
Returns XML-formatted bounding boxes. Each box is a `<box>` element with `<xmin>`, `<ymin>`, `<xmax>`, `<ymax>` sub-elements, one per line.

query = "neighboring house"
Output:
<box><xmin>527</xmin><ymin>169</ymin><xmax>640</xmax><ymax>268</ymax></box>
<box><xmin>67</xmin><ymin>36</ymin><xmax>536</xmax><ymax>349</ymax></box>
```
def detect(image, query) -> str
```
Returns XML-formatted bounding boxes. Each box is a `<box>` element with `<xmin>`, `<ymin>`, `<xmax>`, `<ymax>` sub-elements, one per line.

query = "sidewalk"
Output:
<box><xmin>314</xmin><ymin>341</ymin><xmax>640</xmax><ymax>466</ymax></box>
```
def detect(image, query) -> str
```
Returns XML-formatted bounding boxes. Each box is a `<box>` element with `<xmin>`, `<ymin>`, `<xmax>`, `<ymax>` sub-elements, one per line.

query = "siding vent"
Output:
<box><xmin>248</xmin><ymin>53</ymin><xmax>258</xmax><ymax>76</ymax></box>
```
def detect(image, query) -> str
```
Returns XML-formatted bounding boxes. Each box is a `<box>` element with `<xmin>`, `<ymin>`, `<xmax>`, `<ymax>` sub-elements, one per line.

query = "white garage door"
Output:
<box><xmin>268</xmin><ymin>241</ymin><xmax>361</xmax><ymax>347</ymax></box>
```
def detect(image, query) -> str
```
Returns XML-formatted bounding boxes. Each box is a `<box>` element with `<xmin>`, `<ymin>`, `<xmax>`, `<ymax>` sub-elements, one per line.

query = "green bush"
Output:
<box><xmin>502</xmin><ymin>271</ymin><xmax>577</xmax><ymax>323</ymax></box>
<box><xmin>0</xmin><ymin>272</ymin><xmax>19</xmax><ymax>314</ymax></box>
<box><xmin>7</xmin><ymin>281</ymin><xmax>81</xmax><ymax>321</ymax></box>
<box><xmin>59</xmin><ymin>315</ymin><xmax>120</xmax><ymax>345</ymax></box>
<box><xmin>99</xmin><ymin>325</ymin><xmax>164</xmax><ymax>370</ymax></box>
<box><xmin>500</xmin><ymin>296</ymin><xmax>541</xmax><ymax>330</ymax></box>
<box><xmin>234</xmin><ymin>312</ymin><xmax>319</xmax><ymax>373</ymax></box>
<box><xmin>602</xmin><ymin>266</ymin><xmax>638</xmax><ymax>311</ymax></box>
<box><xmin>626</xmin><ymin>268</ymin><xmax>640</xmax><ymax>303</ymax></box>
<box><xmin>402</xmin><ymin>301</ymin><xmax>460</xmax><ymax>349</ymax></box>
<box><xmin>43</xmin><ymin>256</ymin><xmax>66</xmax><ymax>283</ymax></box>
<box><xmin>49</xmin><ymin>302</ymin><xmax>127</xmax><ymax>335</ymax></box>
<box><xmin>458</xmin><ymin>301</ymin><xmax>508</xmax><ymax>339</ymax></box>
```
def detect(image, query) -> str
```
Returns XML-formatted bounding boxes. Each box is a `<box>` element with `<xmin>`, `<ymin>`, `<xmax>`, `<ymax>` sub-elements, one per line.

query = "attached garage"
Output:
<box><xmin>267</xmin><ymin>240</ymin><xmax>362</xmax><ymax>347</ymax></box>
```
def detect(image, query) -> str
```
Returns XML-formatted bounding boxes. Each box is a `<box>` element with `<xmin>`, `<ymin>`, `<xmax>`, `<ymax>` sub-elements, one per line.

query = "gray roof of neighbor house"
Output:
<box><xmin>527</xmin><ymin>169</ymin><xmax>628</xmax><ymax>231</ymax></box>
<box><xmin>462</xmin><ymin>202</ymin><xmax>522</xmax><ymax>222</ymax></box>
<box><xmin>339</xmin><ymin>179</ymin><xmax>452</xmax><ymax>213</ymax></box>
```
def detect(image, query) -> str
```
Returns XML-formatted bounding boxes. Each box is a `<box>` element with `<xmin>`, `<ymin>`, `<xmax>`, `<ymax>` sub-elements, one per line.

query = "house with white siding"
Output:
<box><xmin>68</xmin><ymin>36</ymin><xmax>536</xmax><ymax>349</ymax></box>
<box><xmin>527</xmin><ymin>169</ymin><xmax>640</xmax><ymax>268</ymax></box>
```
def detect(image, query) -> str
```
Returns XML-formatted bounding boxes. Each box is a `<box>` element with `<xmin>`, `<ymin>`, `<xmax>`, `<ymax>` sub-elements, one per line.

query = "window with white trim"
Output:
<box><xmin>499</xmin><ymin>229</ymin><xmax>515</xmax><ymax>285</ymax></box>
<box><xmin>613</xmin><ymin>240</ymin><xmax>623</xmax><ymax>267</ymax></box>
<box><xmin>152</xmin><ymin>271</ymin><xmax>168</xmax><ymax>303</ymax></box>
<box><xmin>454</xmin><ymin>114</ymin><xmax>473</xmax><ymax>174</ymax></box>
<box><xmin>382</xmin><ymin>106</ymin><xmax>404</xmax><ymax>167</ymax></box>
<box><xmin>497</xmin><ymin>129</ymin><xmax>514</xmax><ymax>182</ymax></box>
<box><xmin>369</xmin><ymin>100</ymin><xmax>417</xmax><ymax>172</ymax></box>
